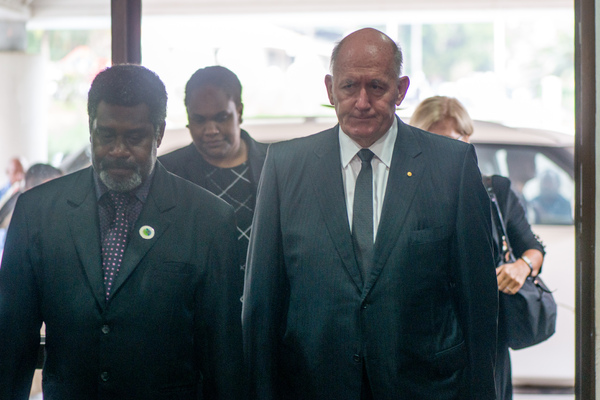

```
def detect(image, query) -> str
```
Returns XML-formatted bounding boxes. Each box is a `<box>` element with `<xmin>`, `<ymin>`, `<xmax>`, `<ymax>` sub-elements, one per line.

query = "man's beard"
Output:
<box><xmin>95</xmin><ymin>158</ymin><xmax>150</xmax><ymax>193</ymax></box>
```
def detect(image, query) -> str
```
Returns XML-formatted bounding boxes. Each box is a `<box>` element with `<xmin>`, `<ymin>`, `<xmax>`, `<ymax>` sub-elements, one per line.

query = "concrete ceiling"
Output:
<box><xmin>1</xmin><ymin>0</ymin><xmax>573</xmax><ymax>21</ymax></box>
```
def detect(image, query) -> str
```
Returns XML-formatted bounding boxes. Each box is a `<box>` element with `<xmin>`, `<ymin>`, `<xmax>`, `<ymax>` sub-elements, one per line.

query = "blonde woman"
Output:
<box><xmin>411</xmin><ymin>96</ymin><xmax>545</xmax><ymax>400</ymax></box>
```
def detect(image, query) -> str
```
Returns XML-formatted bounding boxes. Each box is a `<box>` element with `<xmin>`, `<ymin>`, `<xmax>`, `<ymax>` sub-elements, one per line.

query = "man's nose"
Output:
<box><xmin>355</xmin><ymin>87</ymin><xmax>371</xmax><ymax>110</ymax></box>
<box><xmin>203</xmin><ymin>120</ymin><xmax>219</xmax><ymax>135</ymax></box>
<box><xmin>109</xmin><ymin>137</ymin><xmax>131</xmax><ymax>157</ymax></box>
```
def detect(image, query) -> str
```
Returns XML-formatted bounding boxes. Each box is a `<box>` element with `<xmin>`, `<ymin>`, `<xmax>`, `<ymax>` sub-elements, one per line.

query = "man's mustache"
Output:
<box><xmin>100</xmin><ymin>159</ymin><xmax>138</xmax><ymax>171</ymax></box>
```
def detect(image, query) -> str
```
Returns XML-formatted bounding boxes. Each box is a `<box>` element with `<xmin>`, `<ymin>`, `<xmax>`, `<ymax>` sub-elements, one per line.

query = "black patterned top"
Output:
<box><xmin>203</xmin><ymin>162</ymin><xmax>254</xmax><ymax>270</ymax></box>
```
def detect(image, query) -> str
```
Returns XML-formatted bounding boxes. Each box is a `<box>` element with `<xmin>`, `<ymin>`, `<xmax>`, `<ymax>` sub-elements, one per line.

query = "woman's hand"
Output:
<box><xmin>496</xmin><ymin>259</ymin><xmax>530</xmax><ymax>294</ymax></box>
<box><xmin>497</xmin><ymin>249</ymin><xmax>544</xmax><ymax>295</ymax></box>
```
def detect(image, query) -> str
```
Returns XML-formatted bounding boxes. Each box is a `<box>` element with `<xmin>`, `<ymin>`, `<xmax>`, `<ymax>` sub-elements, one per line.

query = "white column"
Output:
<box><xmin>0</xmin><ymin>52</ymin><xmax>47</xmax><ymax>169</ymax></box>
<box><xmin>410</xmin><ymin>23</ymin><xmax>423</xmax><ymax>77</ymax></box>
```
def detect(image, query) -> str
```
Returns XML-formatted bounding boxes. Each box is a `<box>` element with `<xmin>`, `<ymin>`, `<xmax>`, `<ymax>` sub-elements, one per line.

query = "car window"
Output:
<box><xmin>474</xmin><ymin>144</ymin><xmax>574</xmax><ymax>226</ymax></box>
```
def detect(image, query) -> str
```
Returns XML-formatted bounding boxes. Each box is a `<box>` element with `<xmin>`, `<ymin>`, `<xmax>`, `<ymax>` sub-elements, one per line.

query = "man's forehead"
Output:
<box><xmin>333</xmin><ymin>66</ymin><xmax>398</xmax><ymax>83</ymax></box>
<box><xmin>333</xmin><ymin>49</ymin><xmax>395</xmax><ymax>75</ymax></box>
<box><xmin>95</xmin><ymin>102</ymin><xmax>152</xmax><ymax>121</ymax></box>
<box><xmin>187</xmin><ymin>96</ymin><xmax>238</xmax><ymax>118</ymax></box>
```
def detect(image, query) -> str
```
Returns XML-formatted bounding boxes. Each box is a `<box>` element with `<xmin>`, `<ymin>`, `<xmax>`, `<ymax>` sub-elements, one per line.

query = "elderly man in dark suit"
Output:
<box><xmin>0</xmin><ymin>65</ymin><xmax>243</xmax><ymax>400</ymax></box>
<box><xmin>242</xmin><ymin>28</ymin><xmax>498</xmax><ymax>399</ymax></box>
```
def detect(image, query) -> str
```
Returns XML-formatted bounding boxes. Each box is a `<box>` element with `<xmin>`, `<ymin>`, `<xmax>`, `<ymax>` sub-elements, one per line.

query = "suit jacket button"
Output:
<box><xmin>102</xmin><ymin>325</ymin><xmax>110</xmax><ymax>334</ymax></box>
<box><xmin>353</xmin><ymin>354</ymin><xmax>361</xmax><ymax>363</ymax></box>
<box><xmin>100</xmin><ymin>371</ymin><xmax>109</xmax><ymax>381</ymax></box>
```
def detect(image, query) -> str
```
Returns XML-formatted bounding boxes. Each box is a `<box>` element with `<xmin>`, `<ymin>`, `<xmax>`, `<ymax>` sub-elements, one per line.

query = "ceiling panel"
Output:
<box><xmin>23</xmin><ymin>0</ymin><xmax>572</xmax><ymax>19</ymax></box>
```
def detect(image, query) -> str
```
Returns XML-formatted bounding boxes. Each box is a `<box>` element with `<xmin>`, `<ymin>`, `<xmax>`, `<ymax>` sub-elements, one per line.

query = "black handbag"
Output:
<box><xmin>484</xmin><ymin>177</ymin><xmax>557</xmax><ymax>350</ymax></box>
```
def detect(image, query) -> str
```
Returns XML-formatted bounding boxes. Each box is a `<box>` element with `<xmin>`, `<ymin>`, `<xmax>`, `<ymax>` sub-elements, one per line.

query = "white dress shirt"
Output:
<box><xmin>339</xmin><ymin>117</ymin><xmax>398</xmax><ymax>241</ymax></box>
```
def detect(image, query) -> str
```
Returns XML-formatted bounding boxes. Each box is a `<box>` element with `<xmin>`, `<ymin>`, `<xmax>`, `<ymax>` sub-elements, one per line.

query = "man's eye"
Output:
<box><xmin>95</xmin><ymin>131</ymin><xmax>113</xmax><ymax>141</ymax></box>
<box><xmin>127</xmin><ymin>135</ymin><xmax>144</xmax><ymax>144</ymax></box>
<box><xmin>215</xmin><ymin>113</ymin><xmax>231</xmax><ymax>123</ymax></box>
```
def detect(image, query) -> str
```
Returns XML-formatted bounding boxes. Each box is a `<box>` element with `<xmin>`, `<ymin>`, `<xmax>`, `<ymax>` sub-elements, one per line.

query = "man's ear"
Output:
<box><xmin>325</xmin><ymin>74</ymin><xmax>335</xmax><ymax>105</ymax></box>
<box><xmin>156</xmin><ymin>121</ymin><xmax>166</xmax><ymax>148</ymax></box>
<box><xmin>395</xmin><ymin>76</ymin><xmax>411</xmax><ymax>106</ymax></box>
<box><xmin>238</xmin><ymin>103</ymin><xmax>244</xmax><ymax>124</ymax></box>
<box><xmin>88</xmin><ymin>119</ymin><xmax>95</xmax><ymax>143</ymax></box>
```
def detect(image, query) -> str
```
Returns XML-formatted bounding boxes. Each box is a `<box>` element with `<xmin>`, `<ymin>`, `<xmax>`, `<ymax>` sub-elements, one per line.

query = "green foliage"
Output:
<box><xmin>504</xmin><ymin>18</ymin><xmax>574</xmax><ymax>101</ymax></box>
<box><xmin>422</xmin><ymin>23</ymin><xmax>494</xmax><ymax>82</ymax></box>
<box><xmin>46</xmin><ymin>101</ymin><xmax>89</xmax><ymax>161</ymax></box>
<box><xmin>25</xmin><ymin>29</ymin><xmax>110</xmax><ymax>161</ymax></box>
<box><xmin>26</xmin><ymin>30</ymin><xmax>96</xmax><ymax>61</ymax></box>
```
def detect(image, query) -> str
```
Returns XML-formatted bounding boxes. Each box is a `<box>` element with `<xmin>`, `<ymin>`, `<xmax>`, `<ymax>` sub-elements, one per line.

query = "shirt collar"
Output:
<box><xmin>339</xmin><ymin>116</ymin><xmax>398</xmax><ymax>168</ymax></box>
<box><xmin>93</xmin><ymin>164</ymin><xmax>155</xmax><ymax>203</ymax></box>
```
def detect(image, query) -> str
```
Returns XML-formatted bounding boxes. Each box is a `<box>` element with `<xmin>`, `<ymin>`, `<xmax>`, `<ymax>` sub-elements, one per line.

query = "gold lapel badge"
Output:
<box><xmin>139</xmin><ymin>225</ymin><xmax>155</xmax><ymax>240</ymax></box>
<box><xmin>407</xmin><ymin>171</ymin><xmax>413</xmax><ymax>177</ymax></box>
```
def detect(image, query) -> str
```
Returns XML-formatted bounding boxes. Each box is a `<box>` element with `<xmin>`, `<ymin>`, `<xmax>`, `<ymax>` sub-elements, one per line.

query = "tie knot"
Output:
<box><xmin>357</xmin><ymin>149</ymin><xmax>374</xmax><ymax>163</ymax></box>
<box><xmin>108</xmin><ymin>191</ymin><xmax>130</xmax><ymax>210</ymax></box>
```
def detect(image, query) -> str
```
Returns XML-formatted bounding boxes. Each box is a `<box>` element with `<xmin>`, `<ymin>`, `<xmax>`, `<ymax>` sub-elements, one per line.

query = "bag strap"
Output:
<box><xmin>483</xmin><ymin>176</ymin><xmax>516</xmax><ymax>263</ymax></box>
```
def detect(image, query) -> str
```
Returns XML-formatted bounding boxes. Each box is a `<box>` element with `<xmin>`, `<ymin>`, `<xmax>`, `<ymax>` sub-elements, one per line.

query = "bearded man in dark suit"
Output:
<box><xmin>0</xmin><ymin>64</ymin><xmax>243</xmax><ymax>400</ymax></box>
<box><xmin>242</xmin><ymin>28</ymin><xmax>498</xmax><ymax>400</ymax></box>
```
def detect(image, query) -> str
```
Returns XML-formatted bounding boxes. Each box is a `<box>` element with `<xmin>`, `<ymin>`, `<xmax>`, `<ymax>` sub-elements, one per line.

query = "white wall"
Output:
<box><xmin>0</xmin><ymin>52</ymin><xmax>47</xmax><ymax>175</ymax></box>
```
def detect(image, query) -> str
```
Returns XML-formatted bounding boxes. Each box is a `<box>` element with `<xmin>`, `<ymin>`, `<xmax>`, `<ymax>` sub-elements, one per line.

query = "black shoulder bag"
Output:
<box><xmin>483</xmin><ymin>176</ymin><xmax>557</xmax><ymax>350</ymax></box>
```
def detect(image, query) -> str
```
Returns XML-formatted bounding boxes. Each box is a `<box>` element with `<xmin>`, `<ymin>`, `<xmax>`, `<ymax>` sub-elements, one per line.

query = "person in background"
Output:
<box><xmin>160</xmin><ymin>65</ymin><xmax>268</xmax><ymax>279</ymax></box>
<box><xmin>0</xmin><ymin>159</ymin><xmax>28</xmax><ymax>228</ymax></box>
<box><xmin>0</xmin><ymin>64</ymin><xmax>243</xmax><ymax>400</ymax></box>
<box><xmin>23</xmin><ymin>163</ymin><xmax>63</xmax><ymax>191</ymax></box>
<box><xmin>410</xmin><ymin>95</ymin><xmax>545</xmax><ymax>400</ymax></box>
<box><xmin>530</xmin><ymin>169</ymin><xmax>573</xmax><ymax>225</ymax></box>
<box><xmin>0</xmin><ymin>163</ymin><xmax>63</xmax><ymax>258</ymax></box>
<box><xmin>243</xmin><ymin>28</ymin><xmax>497</xmax><ymax>399</ymax></box>
<box><xmin>0</xmin><ymin>158</ymin><xmax>24</xmax><ymax>207</ymax></box>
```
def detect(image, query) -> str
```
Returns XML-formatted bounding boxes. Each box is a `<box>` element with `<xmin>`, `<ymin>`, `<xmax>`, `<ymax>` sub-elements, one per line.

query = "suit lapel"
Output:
<box><xmin>109</xmin><ymin>164</ymin><xmax>174</xmax><ymax>300</ymax></box>
<box><xmin>311</xmin><ymin>128</ymin><xmax>364</xmax><ymax>291</ymax></box>
<box><xmin>365</xmin><ymin>119</ymin><xmax>425</xmax><ymax>293</ymax></box>
<box><xmin>186</xmin><ymin>144</ymin><xmax>210</xmax><ymax>188</ymax></box>
<box><xmin>167</xmin><ymin>144</ymin><xmax>208</xmax><ymax>188</ymax></box>
<box><xmin>67</xmin><ymin>167</ymin><xmax>106</xmax><ymax>309</ymax></box>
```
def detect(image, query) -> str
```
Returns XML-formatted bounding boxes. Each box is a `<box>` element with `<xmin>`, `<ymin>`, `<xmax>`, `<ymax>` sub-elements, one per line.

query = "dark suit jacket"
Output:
<box><xmin>0</xmin><ymin>162</ymin><xmax>244</xmax><ymax>400</ymax></box>
<box><xmin>159</xmin><ymin>129</ymin><xmax>268</xmax><ymax>196</ymax></box>
<box><xmin>242</xmin><ymin>118</ymin><xmax>498</xmax><ymax>400</ymax></box>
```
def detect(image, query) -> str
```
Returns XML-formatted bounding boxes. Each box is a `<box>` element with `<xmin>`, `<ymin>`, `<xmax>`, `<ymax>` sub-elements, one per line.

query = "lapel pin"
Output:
<box><xmin>407</xmin><ymin>171</ymin><xmax>413</xmax><ymax>177</ymax></box>
<box><xmin>139</xmin><ymin>226</ymin><xmax>155</xmax><ymax>240</ymax></box>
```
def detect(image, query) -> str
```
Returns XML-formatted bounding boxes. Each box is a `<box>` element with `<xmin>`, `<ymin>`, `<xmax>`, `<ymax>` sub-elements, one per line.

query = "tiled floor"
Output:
<box><xmin>513</xmin><ymin>386</ymin><xmax>575</xmax><ymax>400</ymax></box>
<box><xmin>30</xmin><ymin>393</ymin><xmax>576</xmax><ymax>399</ymax></box>
<box><xmin>515</xmin><ymin>396</ymin><xmax>574</xmax><ymax>400</ymax></box>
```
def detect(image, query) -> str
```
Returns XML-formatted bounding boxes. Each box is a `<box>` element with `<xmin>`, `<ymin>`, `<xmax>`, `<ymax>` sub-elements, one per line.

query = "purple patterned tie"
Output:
<box><xmin>102</xmin><ymin>192</ymin><xmax>130</xmax><ymax>301</ymax></box>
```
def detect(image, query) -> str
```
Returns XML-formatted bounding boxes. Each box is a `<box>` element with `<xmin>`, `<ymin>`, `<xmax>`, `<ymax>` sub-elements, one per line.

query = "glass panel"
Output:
<box><xmin>476</xmin><ymin>145</ymin><xmax>574</xmax><ymax>225</ymax></box>
<box><xmin>523</xmin><ymin>153</ymin><xmax>574</xmax><ymax>225</ymax></box>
